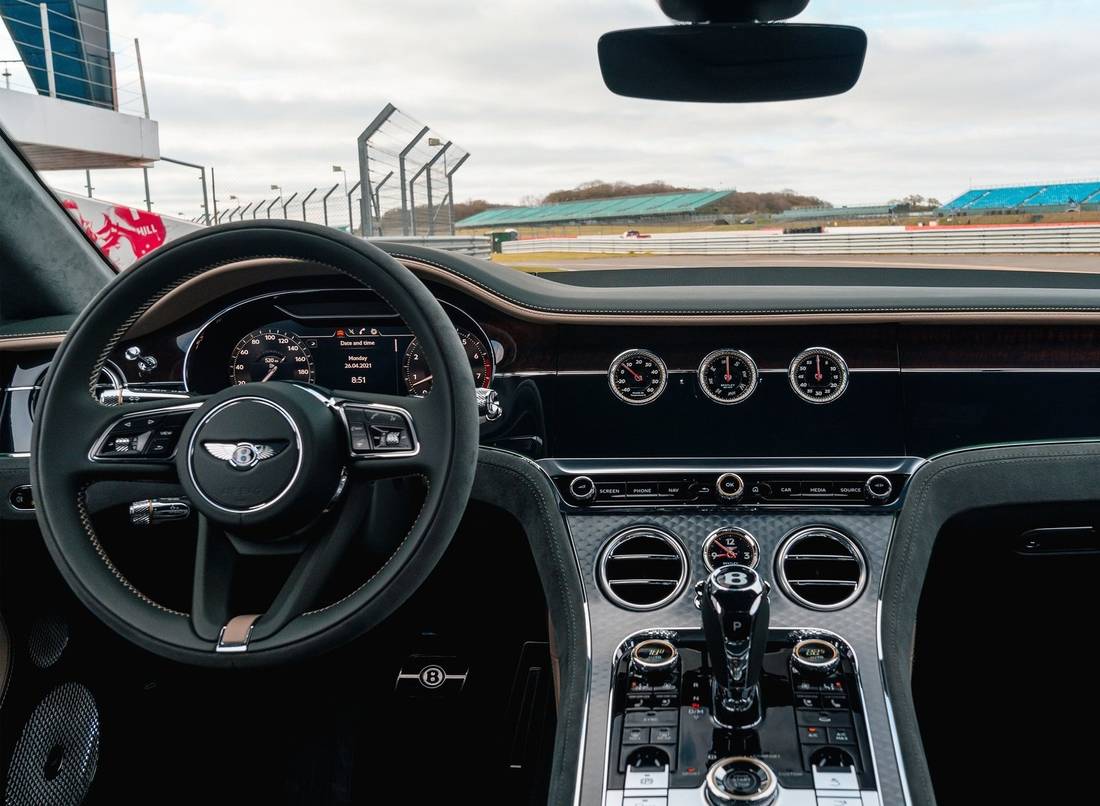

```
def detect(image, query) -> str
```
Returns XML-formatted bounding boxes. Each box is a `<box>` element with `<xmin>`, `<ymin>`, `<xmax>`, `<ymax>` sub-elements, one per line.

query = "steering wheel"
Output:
<box><xmin>30</xmin><ymin>221</ymin><xmax>479</xmax><ymax>666</ymax></box>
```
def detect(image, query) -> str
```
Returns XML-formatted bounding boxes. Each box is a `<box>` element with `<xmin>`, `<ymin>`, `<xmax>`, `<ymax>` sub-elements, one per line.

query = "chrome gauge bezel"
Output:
<box><xmin>788</xmin><ymin>346</ymin><xmax>849</xmax><ymax>405</ymax></box>
<box><xmin>607</xmin><ymin>348</ymin><xmax>668</xmax><ymax>406</ymax></box>
<box><xmin>697</xmin><ymin>348</ymin><xmax>759</xmax><ymax>405</ymax></box>
<box><xmin>702</xmin><ymin>526</ymin><xmax>760</xmax><ymax>572</ymax></box>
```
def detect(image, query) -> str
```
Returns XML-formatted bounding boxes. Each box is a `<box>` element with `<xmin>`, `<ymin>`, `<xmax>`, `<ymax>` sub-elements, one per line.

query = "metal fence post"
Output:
<box><xmin>300</xmin><ymin>188</ymin><xmax>317</xmax><ymax>222</ymax></box>
<box><xmin>135</xmin><ymin>38</ymin><xmax>150</xmax><ymax>118</ymax></box>
<box><xmin>356</xmin><ymin>103</ymin><xmax>396</xmax><ymax>237</ymax></box>
<box><xmin>372</xmin><ymin>171</ymin><xmax>393</xmax><ymax>234</ymax></box>
<box><xmin>39</xmin><ymin>4</ymin><xmax>56</xmax><ymax>98</ymax></box>
<box><xmin>320</xmin><ymin>184</ymin><xmax>338</xmax><ymax>227</ymax></box>
<box><xmin>346</xmin><ymin>181</ymin><xmax>361</xmax><ymax>233</ymax></box>
<box><xmin>445</xmin><ymin>153</ymin><xmax>470</xmax><ymax>236</ymax></box>
<box><xmin>252</xmin><ymin>200</ymin><xmax>265</xmax><ymax>220</ymax></box>
<box><xmin>239</xmin><ymin>202</ymin><xmax>254</xmax><ymax>220</ymax></box>
<box><xmin>398</xmin><ymin>126</ymin><xmax>430</xmax><ymax>236</ymax></box>
<box><xmin>265</xmin><ymin>197</ymin><xmax>280</xmax><ymax>218</ymax></box>
<box><xmin>424</xmin><ymin>142</ymin><xmax>451</xmax><ymax>235</ymax></box>
<box><xmin>280</xmin><ymin>192</ymin><xmax>297</xmax><ymax>220</ymax></box>
<box><xmin>210</xmin><ymin>167</ymin><xmax>218</xmax><ymax>221</ymax></box>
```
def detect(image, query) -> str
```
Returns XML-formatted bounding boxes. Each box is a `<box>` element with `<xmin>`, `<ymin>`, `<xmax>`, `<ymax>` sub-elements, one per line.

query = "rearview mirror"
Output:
<box><xmin>598</xmin><ymin>23</ymin><xmax>867</xmax><ymax>103</ymax></box>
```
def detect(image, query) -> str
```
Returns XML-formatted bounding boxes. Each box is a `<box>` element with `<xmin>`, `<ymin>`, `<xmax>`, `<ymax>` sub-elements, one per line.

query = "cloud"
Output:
<box><xmin>12</xmin><ymin>0</ymin><xmax>1100</xmax><ymax>216</ymax></box>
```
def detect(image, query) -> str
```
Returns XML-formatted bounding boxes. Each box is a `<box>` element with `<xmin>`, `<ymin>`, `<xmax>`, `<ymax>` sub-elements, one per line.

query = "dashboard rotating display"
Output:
<box><xmin>788</xmin><ymin>347</ymin><xmax>849</xmax><ymax>404</ymax></box>
<box><xmin>402</xmin><ymin>327</ymin><xmax>492</xmax><ymax>397</ymax></box>
<box><xmin>608</xmin><ymin>348</ymin><xmax>667</xmax><ymax>405</ymax></box>
<box><xmin>698</xmin><ymin>349</ymin><xmax>758</xmax><ymax>404</ymax></box>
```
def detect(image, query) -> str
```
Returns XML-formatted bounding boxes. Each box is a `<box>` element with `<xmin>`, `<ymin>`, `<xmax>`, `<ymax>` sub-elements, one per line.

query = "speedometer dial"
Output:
<box><xmin>608</xmin><ymin>349</ymin><xmax>667</xmax><ymax>405</ymax></box>
<box><xmin>789</xmin><ymin>347</ymin><xmax>849</xmax><ymax>404</ymax></box>
<box><xmin>698</xmin><ymin>349</ymin><xmax>758</xmax><ymax>404</ymax></box>
<box><xmin>230</xmin><ymin>328</ymin><xmax>315</xmax><ymax>385</ymax></box>
<box><xmin>403</xmin><ymin>328</ymin><xmax>493</xmax><ymax>397</ymax></box>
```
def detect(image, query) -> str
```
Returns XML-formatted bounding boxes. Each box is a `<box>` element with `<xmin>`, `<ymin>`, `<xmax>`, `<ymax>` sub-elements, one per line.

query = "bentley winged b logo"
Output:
<box><xmin>203</xmin><ymin>441</ymin><xmax>282</xmax><ymax>469</ymax></box>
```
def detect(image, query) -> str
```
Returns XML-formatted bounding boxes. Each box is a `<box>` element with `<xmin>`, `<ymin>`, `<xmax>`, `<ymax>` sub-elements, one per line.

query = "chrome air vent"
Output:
<box><xmin>598</xmin><ymin>526</ymin><xmax>688</xmax><ymax>611</ymax></box>
<box><xmin>775</xmin><ymin>527</ymin><xmax>867</xmax><ymax>611</ymax></box>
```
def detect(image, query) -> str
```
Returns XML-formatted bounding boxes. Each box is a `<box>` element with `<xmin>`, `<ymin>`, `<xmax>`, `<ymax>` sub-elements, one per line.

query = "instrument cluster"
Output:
<box><xmin>607</xmin><ymin>346</ymin><xmax>850</xmax><ymax>405</ymax></box>
<box><xmin>184</xmin><ymin>289</ymin><xmax>495</xmax><ymax>397</ymax></box>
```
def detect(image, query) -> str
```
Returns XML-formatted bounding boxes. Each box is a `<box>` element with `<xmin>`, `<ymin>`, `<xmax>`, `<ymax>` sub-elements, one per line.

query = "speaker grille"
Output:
<box><xmin>598</xmin><ymin>527</ymin><xmax>687</xmax><ymax>611</ymax></box>
<box><xmin>4</xmin><ymin>683</ymin><xmax>99</xmax><ymax>806</ymax></box>
<box><xmin>28</xmin><ymin>618</ymin><xmax>70</xmax><ymax>670</ymax></box>
<box><xmin>776</xmin><ymin>527</ymin><xmax>867</xmax><ymax>610</ymax></box>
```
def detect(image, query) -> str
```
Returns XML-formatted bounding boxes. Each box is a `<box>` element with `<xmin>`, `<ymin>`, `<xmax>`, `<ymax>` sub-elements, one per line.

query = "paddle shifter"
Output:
<box><xmin>697</xmin><ymin>565</ymin><xmax>770</xmax><ymax>727</ymax></box>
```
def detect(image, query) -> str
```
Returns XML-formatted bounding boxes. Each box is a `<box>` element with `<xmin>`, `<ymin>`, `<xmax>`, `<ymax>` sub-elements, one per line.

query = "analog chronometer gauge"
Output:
<box><xmin>788</xmin><ymin>347</ymin><xmax>849</xmax><ymax>404</ymax></box>
<box><xmin>608</xmin><ymin>348</ymin><xmax>667</xmax><ymax>405</ymax></box>
<box><xmin>702</xmin><ymin>527</ymin><xmax>760</xmax><ymax>572</ymax></box>
<box><xmin>698</xmin><ymin>349</ymin><xmax>758</xmax><ymax>404</ymax></box>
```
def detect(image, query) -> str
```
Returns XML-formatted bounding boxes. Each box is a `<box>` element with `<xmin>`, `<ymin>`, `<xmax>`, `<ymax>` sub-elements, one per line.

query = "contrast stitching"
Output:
<box><xmin>76</xmin><ymin>483</ymin><xmax>187</xmax><ymax>616</ymax></box>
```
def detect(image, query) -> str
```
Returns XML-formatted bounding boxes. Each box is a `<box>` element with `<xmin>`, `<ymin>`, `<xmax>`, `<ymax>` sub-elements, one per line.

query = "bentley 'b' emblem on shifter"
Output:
<box><xmin>203</xmin><ymin>441</ymin><xmax>281</xmax><ymax>469</ymax></box>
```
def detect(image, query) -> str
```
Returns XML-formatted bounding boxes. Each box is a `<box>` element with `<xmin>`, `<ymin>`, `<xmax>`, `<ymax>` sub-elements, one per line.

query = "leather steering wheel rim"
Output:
<box><xmin>30</xmin><ymin>220</ymin><xmax>479</xmax><ymax>666</ymax></box>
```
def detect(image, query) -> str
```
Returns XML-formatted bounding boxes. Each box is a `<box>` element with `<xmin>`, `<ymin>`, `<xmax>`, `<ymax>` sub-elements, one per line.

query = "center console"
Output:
<box><xmin>539</xmin><ymin>457</ymin><xmax>917</xmax><ymax>805</ymax></box>
<box><xmin>604</xmin><ymin>567</ymin><xmax>878</xmax><ymax>805</ymax></box>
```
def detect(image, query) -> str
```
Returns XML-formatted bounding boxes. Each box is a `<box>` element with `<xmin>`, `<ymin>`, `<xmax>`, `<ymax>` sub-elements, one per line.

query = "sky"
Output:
<box><xmin>3</xmin><ymin>0</ymin><xmax>1100</xmax><ymax>219</ymax></box>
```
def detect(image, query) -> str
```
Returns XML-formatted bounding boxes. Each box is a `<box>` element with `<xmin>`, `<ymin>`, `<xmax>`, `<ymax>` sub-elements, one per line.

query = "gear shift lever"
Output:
<box><xmin>698</xmin><ymin>565</ymin><xmax>770</xmax><ymax>727</ymax></box>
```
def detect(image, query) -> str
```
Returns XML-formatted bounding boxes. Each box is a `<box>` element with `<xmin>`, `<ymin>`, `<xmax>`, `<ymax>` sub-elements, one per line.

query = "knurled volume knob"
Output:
<box><xmin>705</xmin><ymin>756</ymin><xmax>778</xmax><ymax>805</ymax></box>
<box><xmin>716</xmin><ymin>472</ymin><xmax>745</xmax><ymax>502</ymax></box>
<box><xmin>568</xmin><ymin>475</ymin><xmax>596</xmax><ymax>503</ymax></box>
<box><xmin>791</xmin><ymin>638</ymin><xmax>841</xmax><ymax>676</ymax></box>
<box><xmin>864</xmin><ymin>474</ymin><xmax>893</xmax><ymax>503</ymax></box>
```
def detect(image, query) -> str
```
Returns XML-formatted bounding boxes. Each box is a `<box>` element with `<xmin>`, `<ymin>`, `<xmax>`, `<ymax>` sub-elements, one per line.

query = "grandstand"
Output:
<box><xmin>941</xmin><ymin>180</ymin><xmax>1100</xmax><ymax>213</ymax></box>
<box><xmin>455</xmin><ymin>190</ymin><xmax>734</xmax><ymax>230</ymax></box>
<box><xmin>771</xmin><ymin>203</ymin><xmax>900</xmax><ymax>222</ymax></box>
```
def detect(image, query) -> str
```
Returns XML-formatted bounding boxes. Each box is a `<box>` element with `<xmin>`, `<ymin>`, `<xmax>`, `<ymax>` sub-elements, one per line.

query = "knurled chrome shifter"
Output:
<box><xmin>697</xmin><ymin>565</ymin><xmax>770</xmax><ymax>728</ymax></box>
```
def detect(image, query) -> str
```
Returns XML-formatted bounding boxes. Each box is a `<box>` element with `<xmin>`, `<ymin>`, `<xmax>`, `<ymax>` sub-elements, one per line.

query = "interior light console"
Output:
<box><xmin>543</xmin><ymin>458</ymin><xmax>920</xmax><ymax>509</ymax></box>
<box><xmin>604</xmin><ymin>566</ymin><xmax>879</xmax><ymax>805</ymax></box>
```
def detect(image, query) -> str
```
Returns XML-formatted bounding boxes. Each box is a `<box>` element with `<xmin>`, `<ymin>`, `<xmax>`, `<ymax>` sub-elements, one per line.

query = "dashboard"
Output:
<box><xmin>8</xmin><ymin>247</ymin><xmax>1100</xmax><ymax>806</ymax></box>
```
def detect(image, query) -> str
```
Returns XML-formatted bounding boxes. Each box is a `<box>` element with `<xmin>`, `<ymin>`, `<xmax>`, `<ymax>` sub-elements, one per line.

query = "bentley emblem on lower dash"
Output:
<box><xmin>203</xmin><ymin>441</ymin><xmax>283</xmax><ymax>469</ymax></box>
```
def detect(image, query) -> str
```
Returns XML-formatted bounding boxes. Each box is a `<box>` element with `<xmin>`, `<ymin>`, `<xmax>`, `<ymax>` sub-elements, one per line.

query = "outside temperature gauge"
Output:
<box><xmin>608</xmin><ymin>348</ymin><xmax>667</xmax><ymax>405</ymax></box>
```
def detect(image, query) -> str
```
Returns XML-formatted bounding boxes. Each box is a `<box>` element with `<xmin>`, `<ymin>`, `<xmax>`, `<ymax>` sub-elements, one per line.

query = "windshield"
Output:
<box><xmin>1</xmin><ymin>0</ymin><xmax>1097</xmax><ymax>273</ymax></box>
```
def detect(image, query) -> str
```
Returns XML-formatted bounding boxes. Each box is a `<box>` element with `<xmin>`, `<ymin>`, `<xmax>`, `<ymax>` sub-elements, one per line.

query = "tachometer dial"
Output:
<box><xmin>608</xmin><ymin>349</ymin><xmax>667</xmax><ymax>405</ymax></box>
<box><xmin>698</xmin><ymin>349</ymin><xmax>758</xmax><ymax>405</ymax></box>
<box><xmin>229</xmin><ymin>328</ymin><xmax>315</xmax><ymax>385</ymax></box>
<box><xmin>789</xmin><ymin>347</ymin><xmax>848</xmax><ymax>404</ymax></box>
<box><xmin>403</xmin><ymin>327</ymin><xmax>493</xmax><ymax>397</ymax></box>
<box><xmin>703</xmin><ymin>527</ymin><xmax>760</xmax><ymax>572</ymax></box>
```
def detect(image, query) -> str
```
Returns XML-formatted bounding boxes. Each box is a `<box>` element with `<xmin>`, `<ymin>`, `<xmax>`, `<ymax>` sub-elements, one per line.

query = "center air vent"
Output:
<box><xmin>776</xmin><ymin>527</ymin><xmax>867</xmax><ymax>611</ymax></box>
<box><xmin>598</xmin><ymin>526</ymin><xmax>688</xmax><ymax>611</ymax></box>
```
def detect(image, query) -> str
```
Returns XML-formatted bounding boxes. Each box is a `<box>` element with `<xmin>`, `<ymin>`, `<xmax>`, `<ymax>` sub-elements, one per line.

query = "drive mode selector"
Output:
<box><xmin>629</xmin><ymin>638</ymin><xmax>679</xmax><ymax>682</ymax></box>
<box><xmin>705</xmin><ymin>756</ymin><xmax>779</xmax><ymax>805</ymax></box>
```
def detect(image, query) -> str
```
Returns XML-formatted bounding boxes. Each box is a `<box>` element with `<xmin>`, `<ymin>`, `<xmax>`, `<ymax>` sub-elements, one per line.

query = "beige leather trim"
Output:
<box><xmin>218</xmin><ymin>614</ymin><xmax>260</xmax><ymax>649</ymax></box>
<box><xmin>0</xmin><ymin>333</ymin><xmax>67</xmax><ymax>351</ymax></box>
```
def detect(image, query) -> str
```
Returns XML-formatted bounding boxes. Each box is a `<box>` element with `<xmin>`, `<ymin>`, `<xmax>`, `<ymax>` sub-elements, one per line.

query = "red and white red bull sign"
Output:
<box><xmin>59</xmin><ymin>193</ymin><xmax>203</xmax><ymax>269</ymax></box>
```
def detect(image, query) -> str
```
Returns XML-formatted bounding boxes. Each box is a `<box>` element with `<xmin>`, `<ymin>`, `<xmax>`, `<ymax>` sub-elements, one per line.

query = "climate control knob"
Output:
<box><xmin>791</xmin><ymin>638</ymin><xmax>841</xmax><ymax>677</ymax></box>
<box><xmin>716</xmin><ymin>472</ymin><xmax>745</xmax><ymax>502</ymax></box>
<box><xmin>705</xmin><ymin>757</ymin><xmax>778</xmax><ymax>805</ymax></box>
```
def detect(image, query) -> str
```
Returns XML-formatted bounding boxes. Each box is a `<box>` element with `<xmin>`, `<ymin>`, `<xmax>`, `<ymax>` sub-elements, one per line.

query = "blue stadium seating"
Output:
<box><xmin>1021</xmin><ymin>182</ymin><xmax>1100</xmax><ymax>207</ymax></box>
<box><xmin>942</xmin><ymin>180</ymin><xmax>1100</xmax><ymax>212</ymax></box>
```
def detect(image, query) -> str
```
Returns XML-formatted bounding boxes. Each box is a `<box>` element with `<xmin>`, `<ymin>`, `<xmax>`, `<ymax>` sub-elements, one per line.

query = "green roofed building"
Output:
<box><xmin>455</xmin><ymin>190</ymin><xmax>735</xmax><ymax>229</ymax></box>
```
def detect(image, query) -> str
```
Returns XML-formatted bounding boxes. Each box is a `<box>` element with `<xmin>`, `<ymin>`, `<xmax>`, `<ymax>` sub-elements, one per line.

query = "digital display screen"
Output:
<box><xmin>298</xmin><ymin>325</ymin><xmax>413</xmax><ymax>392</ymax></box>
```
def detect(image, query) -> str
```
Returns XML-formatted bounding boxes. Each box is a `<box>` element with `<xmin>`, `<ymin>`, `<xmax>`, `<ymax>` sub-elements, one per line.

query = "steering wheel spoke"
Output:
<box><xmin>332</xmin><ymin>389</ymin><xmax>444</xmax><ymax>478</ymax></box>
<box><xmin>190</xmin><ymin>477</ymin><xmax>373</xmax><ymax>649</ymax></box>
<box><xmin>77</xmin><ymin>395</ymin><xmax>207</xmax><ymax>478</ymax></box>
